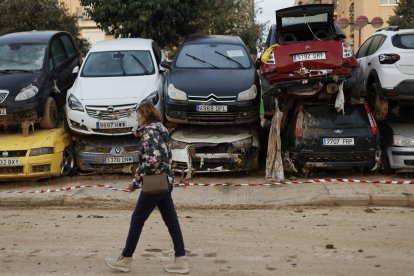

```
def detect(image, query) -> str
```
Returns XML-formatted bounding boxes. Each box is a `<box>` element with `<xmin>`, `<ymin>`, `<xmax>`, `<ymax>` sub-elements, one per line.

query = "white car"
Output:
<box><xmin>356</xmin><ymin>27</ymin><xmax>414</xmax><ymax>121</ymax></box>
<box><xmin>66</xmin><ymin>38</ymin><xmax>166</xmax><ymax>136</ymax></box>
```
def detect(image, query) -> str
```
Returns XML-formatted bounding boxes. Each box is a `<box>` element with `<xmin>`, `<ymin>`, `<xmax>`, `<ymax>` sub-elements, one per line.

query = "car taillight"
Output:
<box><xmin>342</xmin><ymin>43</ymin><xmax>353</xmax><ymax>58</ymax></box>
<box><xmin>379</xmin><ymin>54</ymin><xmax>400</xmax><ymax>64</ymax></box>
<box><xmin>364</xmin><ymin>103</ymin><xmax>379</xmax><ymax>136</ymax></box>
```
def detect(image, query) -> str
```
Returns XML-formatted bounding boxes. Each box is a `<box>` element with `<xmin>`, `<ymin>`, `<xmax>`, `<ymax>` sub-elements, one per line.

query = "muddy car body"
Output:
<box><xmin>282</xmin><ymin>102</ymin><xmax>380</xmax><ymax>174</ymax></box>
<box><xmin>258</xmin><ymin>4</ymin><xmax>357</xmax><ymax>104</ymax></box>
<box><xmin>75</xmin><ymin>136</ymin><xmax>139</xmax><ymax>173</ymax></box>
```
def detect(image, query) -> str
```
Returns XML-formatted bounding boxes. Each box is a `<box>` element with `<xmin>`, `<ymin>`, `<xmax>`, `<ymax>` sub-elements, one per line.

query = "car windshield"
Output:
<box><xmin>0</xmin><ymin>43</ymin><xmax>46</xmax><ymax>71</ymax></box>
<box><xmin>175</xmin><ymin>43</ymin><xmax>251</xmax><ymax>69</ymax></box>
<box><xmin>282</xmin><ymin>13</ymin><xmax>328</xmax><ymax>27</ymax></box>
<box><xmin>81</xmin><ymin>50</ymin><xmax>155</xmax><ymax>77</ymax></box>
<box><xmin>303</xmin><ymin>105</ymin><xmax>369</xmax><ymax>128</ymax></box>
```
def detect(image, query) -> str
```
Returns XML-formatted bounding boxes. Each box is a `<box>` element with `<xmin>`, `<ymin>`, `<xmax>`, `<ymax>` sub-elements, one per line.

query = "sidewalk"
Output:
<box><xmin>1</xmin><ymin>173</ymin><xmax>414</xmax><ymax>208</ymax></box>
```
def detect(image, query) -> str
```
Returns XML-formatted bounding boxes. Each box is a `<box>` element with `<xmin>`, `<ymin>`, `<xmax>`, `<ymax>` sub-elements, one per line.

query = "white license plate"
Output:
<box><xmin>0</xmin><ymin>158</ymin><xmax>20</xmax><ymax>166</ymax></box>
<box><xmin>105</xmin><ymin>156</ymin><xmax>134</xmax><ymax>164</ymax></box>
<box><xmin>196</xmin><ymin>105</ymin><xmax>227</xmax><ymax>112</ymax></box>
<box><xmin>323</xmin><ymin>138</ymin><xmax>354</xmax><ymax>146</ymax></box>
<box><xmin>0</xmin><ymin>108</ymin><xmax>6</xmax><ymax>115</ymax></box>
<box><xmin>96</xmin><ymin>121</ymin><xmax>126</xmax><ymax>129</ymax></box>
<box><xmin>293</xmin><ymin>52</ymin><xmax>326</xmax><ymax>62</ymax></box>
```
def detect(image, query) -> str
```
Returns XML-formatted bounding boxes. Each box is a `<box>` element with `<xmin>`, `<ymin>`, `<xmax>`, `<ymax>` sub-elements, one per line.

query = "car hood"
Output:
<box><xmin>276</xmin><ymin>4</ymin><xmax>334</xmax><ymax>29</ymax></box>
<box><xmin>389</xmin><ymin>123</ymin><xmax>414</xmax><ymax>138</ymax></box>
<box><xmin>0</xmin><ymin>128</ymin><xmax>70</xmax><ymax>151</ymax></box>
<box><xmin>70</xmin><ymin>75</ymin><xmax>159</xmax><ymax>101</ymax></box>
<box><xmin>0</xmin><ymin>72</ymin><xmax>41</xmax><ymax>95</ymax></box>
<box><xmin>169</xmin><ymin>68</ymin><xmax>255</xmax><ymax>96</ymax></box>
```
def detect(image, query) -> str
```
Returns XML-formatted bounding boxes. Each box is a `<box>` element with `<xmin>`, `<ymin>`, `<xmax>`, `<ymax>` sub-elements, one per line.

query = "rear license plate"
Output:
<box><xmin>105</xmin><ymin>156</ymin><xmax>134</xmax><ymax>164</ymax></box>
<box><xmin>96</xmin><ymin>121</ymin><xmax>126</xmax><ymax>129</ymax></box>
<box><xmin>196</xmin><ymin>105</ymin><xmax>227</xmax><ymax>112</ymax></box>
<box><xmin>323</xmin><ymin>138</ymin><xmax>354</xmax><ymax>146</ymax></box>
<box><xmin>293</xmin><ymin>52</ymin><xmax>326</xmax><ymax>62</ymax></box>
<box><xmin>0</xmin><ymin>108</ymin><xmax>6</xmax><ymax>115</ymax></box>
<box><xmin>0</xmin><ymin>158</ymin><xmax>20</xmax><ymax>166</ymax></box>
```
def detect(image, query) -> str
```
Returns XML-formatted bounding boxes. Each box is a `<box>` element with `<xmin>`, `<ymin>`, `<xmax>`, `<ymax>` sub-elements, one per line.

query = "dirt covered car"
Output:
<box><xmin>0</xmin><ymin>128</ymin><xmax>75</xmax><ymax>180</ymax></box>
<box><xmin>257</xmin><ymin>4</ymin><xmax>358</xmax><ymax>117</ymax></box>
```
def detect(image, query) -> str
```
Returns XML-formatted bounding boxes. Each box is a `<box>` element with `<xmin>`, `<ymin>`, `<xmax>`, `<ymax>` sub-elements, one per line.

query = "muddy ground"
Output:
<box><xmin>1</xmin><ymin>206</ymin><xmax>413</xmax><ymax>276</ymax></box>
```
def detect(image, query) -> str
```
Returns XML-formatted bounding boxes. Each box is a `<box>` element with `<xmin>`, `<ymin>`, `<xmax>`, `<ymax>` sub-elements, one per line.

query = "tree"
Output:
<box><xmin>387</xmin><ymin>0</ymin><xmax>414</xmax><ymax>28</ymax></box>
<box><xmin>0</xmin><ymin>0</ymin><xmax>90</xmax><ymax>55</ymax></box>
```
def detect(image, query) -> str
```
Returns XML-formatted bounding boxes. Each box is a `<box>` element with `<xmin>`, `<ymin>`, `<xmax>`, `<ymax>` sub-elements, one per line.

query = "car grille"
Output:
<box><xmin>304</xmin><ymin>153</ymin><xmax>374</xmax><ymax>162</ymax></box>
<box><xmin>92</xmin><ymin>127</ymin><xmax>133</xmax><ymax>134</ymax></box>
<box><xmin>404</xmin><ymin>160</ymin><xmax>414</xmax><ymax>166</ymax></box>
<box><xmin>89</xmin><ymin>164</ymin><xmax>137</xmax><ymax>173</ymax></box>
<box><xmin>86</xmin><ymin>104</ymin><xmax>136</xmax><ymax>120</ymax></box>
<box><xmin>186</xmin><ymin>112</ymin><xmax>236</xmax><ymax>121</ymax></box>
<box><xmin>188</xmin><ymin>95</ymin><xmax>237</xmax><ymax>103</ymax></box>
<box><xmin>31</xmin><ymin>164</ymin><xmax>51</xmax><ymax>173</ymax></box>
<box><xmin>0</xmin><ymin>90</ymin><xmax>9</xmax><ymax>103</ymax></box>
<box><xmin>124</xmin><ymin>146</ymin><xmax>139</xmax><ymax>152</ymax></box>
<box><xmin>0</xmin><ymin>166</ymin><xmax>23</xmax><ymax>174</ymax></box>
<box><xmin>0</xmin><ymin>150</ymin><xmax>27</xmax><ymax>157</ymax></box>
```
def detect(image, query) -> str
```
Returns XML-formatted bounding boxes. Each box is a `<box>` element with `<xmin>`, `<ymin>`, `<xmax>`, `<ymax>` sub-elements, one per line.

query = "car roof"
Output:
<box><xmin>184</xmin><ymin>35</ymin><xmax>245</xmax><ymax>45</ymax></box>
<box><xmin>0</xmin><ymin>31</ymin><xmax>62</xmax><ymax>44</ymax></box>
<box><xmin>89</xmin><ymin>38</ymin><xmax>155</xmax><ymax>52</ymax></box>
<box><xmin>376</xmin><ymin>28</ymin><xmax>414</xmax><ymax>35</ymax></box>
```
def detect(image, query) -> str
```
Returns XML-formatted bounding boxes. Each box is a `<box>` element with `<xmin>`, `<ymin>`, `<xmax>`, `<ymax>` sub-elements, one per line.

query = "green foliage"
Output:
<box><xmin>387</xmin><ymin>0</ymin><xmax>414</xmax><ymax>28</ymax></box>
<box><xmin>0</xmin><ymin>0</ymin><xmax>90</xmax><ymax>56</ymax></box>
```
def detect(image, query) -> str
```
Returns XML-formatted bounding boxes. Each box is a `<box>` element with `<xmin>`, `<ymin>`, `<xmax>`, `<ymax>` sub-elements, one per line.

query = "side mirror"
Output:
<box><xmin>72</xmin><ymin>66</ymin><xmax>80</xmax><ymax>75</ymax></box>
<box><xmin>160</xmin><ymin>60</ymin><xmax>170</xmax><ymax>69</ymax></box>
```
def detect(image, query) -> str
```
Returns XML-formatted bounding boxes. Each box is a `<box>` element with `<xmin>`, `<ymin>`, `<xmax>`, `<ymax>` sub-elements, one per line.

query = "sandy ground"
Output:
<box><xmin>1</xmin><ymin>206</ymin><xmax>414</xmax><ymax>276</ymax></box>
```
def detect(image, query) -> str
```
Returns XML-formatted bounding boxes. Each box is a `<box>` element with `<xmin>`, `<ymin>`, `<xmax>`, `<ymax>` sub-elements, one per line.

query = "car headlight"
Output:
<box><xmin>142</xmin><ymin>91</ymin><xmax>160</xmax><ymax>106</ymax></box>
<box><xmin>68</xmin><ymin>94</ymin><xmax>84</xmax><ymax>112</ymax></box>
<box><xmin>167</xmin><ymin>84</ymin><xmax>187</xmax><ymax>101</ymax></box>
<box><xmin>15</xmin><ymin>85</ymin><xmax>38</xmax><ymax>101</ymax></box>
<box><xmin>29</xmin><ymin>147</ymin><xmax>54</xmax><ymax>156</ymax></box>
<box><xmin>237</xmin><ymin>85</ymin><xmax>257</xmax><ymax>101</ymax></box>
<box><xmin>393</xmin><ymin>135</ymin><xmax>414</xmax><ymax>147</ymax></box>
<box><xmin>231</xmin><ymin>137</ymin><xmax>253</xmax><ymax>148</ymax></box>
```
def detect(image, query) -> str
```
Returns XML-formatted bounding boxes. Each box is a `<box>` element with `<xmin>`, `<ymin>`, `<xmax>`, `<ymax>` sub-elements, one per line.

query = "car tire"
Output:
<box><xmin>40</xmin><ymin>97</ymin><xmax>58</xmax><ymax>129</ymax></box>
<box><xmin>381</xmin><ymin>150</ymin><xmax>393</xmax><ymax>175</ymax></box>
<box><xmin>369</xmin><ymin>83</ymin><xmax>388</xmax><ymax>121</ymax></box>
<box><xmin>61</xmin><ymin>147</ymin><xmax>75</xmax><ymax>176</ymax></box>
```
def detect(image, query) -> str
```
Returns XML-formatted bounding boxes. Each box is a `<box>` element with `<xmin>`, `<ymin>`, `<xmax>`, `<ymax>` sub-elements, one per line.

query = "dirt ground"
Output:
<box><xmin>1</xmin><ymin>206</ymin><xmax>414</xmax><ymax>276</ymax></box>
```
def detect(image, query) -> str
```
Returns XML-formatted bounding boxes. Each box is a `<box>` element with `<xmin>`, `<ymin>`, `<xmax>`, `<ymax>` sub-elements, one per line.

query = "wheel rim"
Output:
<box><xmin>61</xmin><ymin>148</ymin><xmax>75</xmax><ymax>176</ymax></box>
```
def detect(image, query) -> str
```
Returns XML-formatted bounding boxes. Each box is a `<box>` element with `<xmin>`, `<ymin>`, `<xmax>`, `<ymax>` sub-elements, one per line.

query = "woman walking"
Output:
<box><xmin>104</xmin><ymin>102</ymin><xmax>189</xmax><ymax>274</ymax></box>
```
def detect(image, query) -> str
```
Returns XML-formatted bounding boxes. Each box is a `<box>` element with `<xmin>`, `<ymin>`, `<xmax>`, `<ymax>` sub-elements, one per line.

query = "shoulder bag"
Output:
<box><xmin>142</xmin><ymin>172</ymin><xmax>169</xmax><ymax>195</ymax></box>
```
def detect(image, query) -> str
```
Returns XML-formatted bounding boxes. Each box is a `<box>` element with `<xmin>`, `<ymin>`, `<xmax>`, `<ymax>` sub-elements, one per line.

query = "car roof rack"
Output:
<box><xmin>376</xmin><ymin>26</ymin><xmax>400</xmax><ymax>32</ymax></box>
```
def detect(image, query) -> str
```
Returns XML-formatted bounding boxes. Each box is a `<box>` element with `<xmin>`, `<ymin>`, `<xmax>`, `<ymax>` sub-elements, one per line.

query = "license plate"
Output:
<box><xmin>105</xmin><ymin>156</ymin><xmax>134</xmax><ymax>164</ymax></box>
<box><xmin>0</xmin><ymin>158</ymin><xmax>20</xmax><ymax>166</ymax></box>
<box><xmin>323</xmin><ymin>138</ymin><xmax>354</xmax><ymax>146</ymax></box>
<box><xmin>293</xmin><ymin>52</ymin><xmax>326</xmax><ymax>62</ymax></box>
<box><xmin>96</xmin><ymin>121</ymin><xmax>126</xmax><ymax>129</ymax></box>
<box><xmin>0</xmin><ymin>108</ymin><xmax>6</xmax><ymax>115</ymax></box>
<box><xmin>196</xmin><ymin>105</ymin><xmax>227</xmax><ymax>112</ymax></box>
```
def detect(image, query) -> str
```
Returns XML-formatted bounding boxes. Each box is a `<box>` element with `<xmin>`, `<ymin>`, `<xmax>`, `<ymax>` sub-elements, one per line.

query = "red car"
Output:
<box><xmin>258</xmin><ymin>4</ymin><xmax>358</xmax><ymax>117</ymax></box>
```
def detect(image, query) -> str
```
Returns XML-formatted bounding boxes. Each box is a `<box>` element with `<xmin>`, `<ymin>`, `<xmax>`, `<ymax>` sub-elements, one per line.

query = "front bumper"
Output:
<box><xmin>387</xmin><ymin>146</ymin><xmax>414</xmax><ymax>172</ymax></box>
<box><xmin>0</xmin><ymin>102</ymin><xmax>39</xmax><ymax>126</ymax></box>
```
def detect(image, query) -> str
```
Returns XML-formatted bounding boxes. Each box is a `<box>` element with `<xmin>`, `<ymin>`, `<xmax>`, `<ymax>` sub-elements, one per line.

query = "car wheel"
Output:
<box><xmin>40</xmin><ymin>97</ymin><xmax>58</xmax><ymax>129</ymax></box>
<box><xmin>61</xmin><ymin>147</ymin><xmax>75</xmax><ymax>176</ymax></box>
<box><xmin>381</xmin><ymin>150</ymin><xmax>393</xmax><ymax>175</ymax></box>
<box><xmin>369</xmin><ymin>83</ymin><xmax>388</xmax><ymax>121</ymax></box>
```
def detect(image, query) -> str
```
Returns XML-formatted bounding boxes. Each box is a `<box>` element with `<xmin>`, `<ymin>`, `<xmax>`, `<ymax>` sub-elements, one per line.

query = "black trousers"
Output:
<box><xmin>122</xmin><ymin>191</ymin><xmax>185</xmax><ymax>257</ymax></box>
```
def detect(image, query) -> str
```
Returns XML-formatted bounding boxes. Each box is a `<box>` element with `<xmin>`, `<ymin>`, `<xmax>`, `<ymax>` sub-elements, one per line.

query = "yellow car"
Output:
<box><xmin>0</xmin><ymin>128</ymin><xmax>74</xmax><ymax>180</ymax></box>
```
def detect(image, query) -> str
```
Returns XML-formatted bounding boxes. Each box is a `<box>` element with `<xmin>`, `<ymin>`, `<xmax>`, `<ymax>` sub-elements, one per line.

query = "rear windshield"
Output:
<box><xmin>0</xmin><ymin>43</ymin><xmax>46</xmax><ymax>71</ymax></box>
<box><xmin>303</xmin><ymin>105</ymin><xmax>369</xmax><ymax>128</ymax></box>
<box><xmin>175</xmin><ymin>43</ymin><xmax>251</xmax><ymax>69</ymax></box>
<box><xmin>282</xmin><ymin>13</ymin><xmax>328</xmax><ymax>27</ymax></box>
<box><xmin>392</xmin><ymin>34</ymin><xmax>414</xmax><ymax>49</ymax></box>
<box><xmin>81</xmin><ymin>50</ymin><xmax>155</xmax><ymax>77</ymax></box>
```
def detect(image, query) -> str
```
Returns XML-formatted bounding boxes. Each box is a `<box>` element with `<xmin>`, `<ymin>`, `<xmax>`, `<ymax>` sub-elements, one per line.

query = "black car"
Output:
<box><xmin>0</xmin><ymin>31</ymin><xmax>81</xmax><ymax>130</ymax></box>
<box><xmin>164</xmin><ymin>35</ymin><xmax>260</xmax><ymax>126</ymax></box>
<box><xmin>282</xmin><ymin>102</ymin><xmax>380</xmax><ymax>174</ymax></box>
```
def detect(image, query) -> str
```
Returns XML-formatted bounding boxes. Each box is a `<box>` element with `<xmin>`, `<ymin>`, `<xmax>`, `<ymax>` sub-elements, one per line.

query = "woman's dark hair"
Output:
<box><xmin>136</xmin><ymin>102</ymin><xmax>161</xmax><ymax>124</ymax></box>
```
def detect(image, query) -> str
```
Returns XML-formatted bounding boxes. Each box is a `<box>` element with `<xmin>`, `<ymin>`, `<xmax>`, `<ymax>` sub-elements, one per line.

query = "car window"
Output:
<box><xmin>50</xmin><ymin>38</ymin><xmax>68</xmax><ymax>68</ymax></box>
<box><xmin>356</xmin><ymin>36</ymin><xmax>374</xmax><ymax>59</ymax></box>
<box><xmin>392</xmin><ymin>34</ymin><xmax>414</xmax><ymax>49</ymax></box>
<box><xmin>175</xmin><ymin>43</ymin><xmax>251</xmax><ymax>69</ymax></box>
<box><xmin>0</xmin><ymin>43</ymin><xmax>46</xmax><ymax>71</ymax></box>
<box><xmin>81</xmin><ymin>50</ymin><xmax>155</xmax><ymax>77</ymax></box>
<box><xmin>60</xmin><ymin>34</ymin><xmax>77</xmax><ymax>58</ymax></box>
<box><xmin>281</xmin><ymin>13</ymin><xmax>328</xmax><ymax>27</ymax></box>
<box><xmin>367</xmin><ymin>35</ymin><xmax>386</xmax><ymax>56</ymax></box>
<box><xmin>303</xmin><ymin>105</ymin><xmax>370</xmax><ymax>128</ymax></box>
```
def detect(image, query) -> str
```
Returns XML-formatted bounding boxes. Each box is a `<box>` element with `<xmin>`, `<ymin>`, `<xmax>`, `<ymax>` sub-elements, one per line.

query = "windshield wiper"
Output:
<box><xmin>130</xmin><ymin>54</ymin><xmax>150</xmax><ymax>75</ymax></box>
<box><xmin>185</xmin><ymin>53</ymin><xmax>219</xmax><ymax>69</ymax></box>
<box><xmin>214</xmin><ymin>51</ymin><xmax>245</xmax><ymax>69</ymax></box>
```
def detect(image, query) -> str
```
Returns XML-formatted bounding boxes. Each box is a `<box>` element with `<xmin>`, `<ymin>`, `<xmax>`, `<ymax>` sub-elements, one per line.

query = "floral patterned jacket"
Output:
<box><xmin>132</xmin><ymin>122</ymin><xmax>174</xmax><ymax>188</ymax></box>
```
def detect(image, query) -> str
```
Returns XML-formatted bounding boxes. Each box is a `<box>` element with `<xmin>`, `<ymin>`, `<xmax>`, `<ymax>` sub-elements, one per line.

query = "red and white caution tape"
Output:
<box><xmin>0</xmin><ymin>178</ymin><xmax>413</xmax><ymax>194</ymax></box>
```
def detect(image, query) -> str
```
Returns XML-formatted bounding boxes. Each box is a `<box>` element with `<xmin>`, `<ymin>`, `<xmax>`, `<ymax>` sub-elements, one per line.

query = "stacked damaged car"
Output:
<box><xmin>257</xmin><ymin>4</ymin><xmax>381</xmax><ymax>178</ymax></box>
<box><xmin>163</xmin><ymin>35</ymin><xmax>262</xmax><ymax>178</ymax></box>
